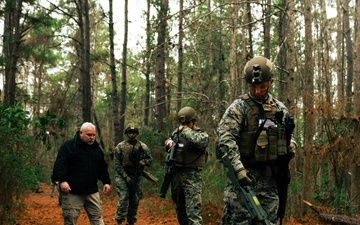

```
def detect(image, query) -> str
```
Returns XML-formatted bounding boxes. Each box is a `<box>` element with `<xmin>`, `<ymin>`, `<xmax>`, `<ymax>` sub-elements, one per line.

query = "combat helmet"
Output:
<box><xmin>178</xmin><ymin>107</ymin><xmax>197</xmax><ymax>123</ymax></box>
<box><xmin>125</xmin><ymin>123</ymin><xmax>139</xmax><ymax>134</ymax></box>
<box><xmin>244</xmin><ymin>56</ymin><xmax>275</xmax><ymax>84</ymax></box>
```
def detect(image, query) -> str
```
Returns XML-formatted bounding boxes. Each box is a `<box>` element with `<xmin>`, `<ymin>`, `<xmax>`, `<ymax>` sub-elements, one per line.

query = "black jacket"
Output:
<box><xmin>51</xmin><ymin>132</ymin><xmax>111</xmax><ymax>195</ymax></box>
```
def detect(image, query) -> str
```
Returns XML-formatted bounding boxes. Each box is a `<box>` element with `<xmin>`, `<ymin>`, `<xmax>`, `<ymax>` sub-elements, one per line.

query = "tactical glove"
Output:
<box><xmin>236</xmin><ymin>167</ymin><xmax>253</xmax><ymax>186</ymax></box>
<box><xmin>178</xmin><ymin>125</ymin><xmax>188</xmax><ymax>132</ymax></box>
<box><xmin>287</xmin><ymin>142</ymin><xmax>296</xmax><ymax>159</ymax></box>
<box><xmin>139</xmin><ymin>159</ymin><xmax>146</xmax><ymax>170</ymax></box>
<box><xmin>139</xmin><ymin>159</ymin><xmax>146</xmax><ymax>166</ymax></box>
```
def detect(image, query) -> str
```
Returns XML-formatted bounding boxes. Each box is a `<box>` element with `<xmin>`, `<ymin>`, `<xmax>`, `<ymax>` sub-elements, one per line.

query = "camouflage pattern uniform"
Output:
<box><xmin>50</xmin><ymin>180</ymin><xmax>62</xmax><ymax>206</ymax></box>
<box><xmin>114</xmin><ymin>138</ymin><xmax>152</xmax><ymax>225</ymax></box>
<box><xmin>166</xmin><ymin>126</ymin><xmax>209</xmax><ymax>225</ymax></box>
<box><xmin>217</xmin><ymin>93</ymin><xmax>291</xmax><ymax>225</ymax></box>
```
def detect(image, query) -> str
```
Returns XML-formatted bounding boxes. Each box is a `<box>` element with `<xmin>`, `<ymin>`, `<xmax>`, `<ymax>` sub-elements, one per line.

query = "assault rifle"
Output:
<box><xmin>160</xmin><ymin>129</ymin><xmax>179</xmax><ymax>198</ymax></box>
<box><xmin>142</xmin><ymin>169</ymin><xmax>158</xmax><ymax>182</ymax></box>
<box><xmin>221</xmin><ymin>150</ymin><xmax>272</xmax><ymax>225</ymax></box>
<box><xmin>127</xmin><ymin>143</ymin><xmax>143</xmax><ymax>187</ymax></box>
<box><xmin>137</xmin><ymin>144</ymin><xmax>158</xmax><ymax>183</ymax></box>
<box><xmin>285</xmin><ymin>114</ymin><xmax>295</xmax><ymax>147</ymax></box>
<box><xmin>276</xmin><ymin>114</ymin><xmax>295</xmax><ymax>225</ymax></box>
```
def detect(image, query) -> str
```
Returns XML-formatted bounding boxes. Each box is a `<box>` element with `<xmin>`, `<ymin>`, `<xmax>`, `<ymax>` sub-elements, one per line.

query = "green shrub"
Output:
<box><xmin>0</xmin><ymin>103</ymin><xmax>61</xmax><ymax>223</ymax></box>
<box><xmin>0</xmin><ymin>103</ymin><xmax>37</xmax><ymax>223</ymax></box>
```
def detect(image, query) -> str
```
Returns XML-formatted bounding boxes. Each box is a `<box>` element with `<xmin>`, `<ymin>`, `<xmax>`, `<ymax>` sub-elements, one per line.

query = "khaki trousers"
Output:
<box><xmin>62</xmin><ymin>192</ymin><xmax>104</xmax><ymax>225</ymax></box>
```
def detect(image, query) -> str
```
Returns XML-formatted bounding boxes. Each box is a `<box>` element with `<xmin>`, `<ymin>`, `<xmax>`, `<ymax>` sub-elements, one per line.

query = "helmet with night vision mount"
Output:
<box><xmin>125</xmin><ymin>123</ymin><xmax>139</xmax><ymax>134</ymax></box>
<box><xmin>244</xmin><ymin>56</ymin><xmax>275</xmax><ymax>84</ymax></box>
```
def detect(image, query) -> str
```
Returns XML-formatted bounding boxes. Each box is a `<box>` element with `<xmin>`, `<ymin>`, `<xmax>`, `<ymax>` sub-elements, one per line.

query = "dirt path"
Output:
<box><xmin>16</xmin><ymin>183</ymin><xmax>180</xmax><ymax>225</ymax></box>
<box><xmin>16</xmin><ymin>183</ymin><xmax>327</xmax><ymax>225</ymax></box>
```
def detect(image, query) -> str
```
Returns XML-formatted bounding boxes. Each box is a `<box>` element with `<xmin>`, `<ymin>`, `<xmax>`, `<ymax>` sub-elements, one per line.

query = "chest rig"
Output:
<box><xmin>238</xmin><ymin>95</ymin><xmax>287</xmax><ymax>163</ymax></box>
<box><xmin>123</xmin><ymin>140</ymin><xmax>142</xmax><ymax>168</ymax></box>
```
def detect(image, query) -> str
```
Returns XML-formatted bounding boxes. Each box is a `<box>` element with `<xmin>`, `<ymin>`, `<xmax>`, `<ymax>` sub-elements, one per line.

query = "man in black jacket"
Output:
<box><xmin>52</xmin><ymin>122</ymin><xmax>111</xmax><ymax>225</ymax></box>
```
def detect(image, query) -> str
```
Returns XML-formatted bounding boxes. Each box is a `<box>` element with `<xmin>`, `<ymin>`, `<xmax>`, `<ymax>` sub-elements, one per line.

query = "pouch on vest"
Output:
<box><xmin>174</xmin><ymin>144</ymin><xmax>184</xmax><ymax>164</ymax></box>
<box><xmin>238</xmin><ymin>132</ymin><xmax>255</xmax><ymax>158</ymax></box>
<box><xmin>267</xmin><ymin>127</ymin><xmax>277</xmax><ymax>160</ymax></box>
<box><xmin>183</xmin><ymin>150</ymin><xmax>208</xmax><ymax>167</ymax></box>
<box><xmin>277</xmin><ymin>127</ymin><xmax>287</xmax><ymax>155</ymax></box>
<box><xmin>123</xmin><ymin>144</ymin><xmax>139</xmax><ymax>167</ymax></box>
<box><xmin>255</xmin><ymin>130</ymin><xmax>268</xmax><ymax>161</ymax></box>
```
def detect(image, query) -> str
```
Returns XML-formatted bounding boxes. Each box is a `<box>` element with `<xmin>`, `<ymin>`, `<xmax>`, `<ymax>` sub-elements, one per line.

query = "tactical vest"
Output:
<box><xmin>173</xmin><ymin>134</ymin><xmax>208</xmax><ymax>168</ymax></box>
<box><xmin>238</xmin><ymin>95</ymin><xmax>287</xmax><ymax>163</ymax></box>
<box><xmin>122</xmin><ymin>141</ymin><xmax>142</xmax><ymax>168</ymax></box>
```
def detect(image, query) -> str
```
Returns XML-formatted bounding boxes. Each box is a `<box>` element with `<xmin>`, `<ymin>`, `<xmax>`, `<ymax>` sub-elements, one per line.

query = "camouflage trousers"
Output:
<box><xmin>114</xmin><ymin>175</ymin><xmax>143</xmax><ymax>224</ymax></box>
<box><xmin>171</xmin><ymin>168</ymin><xmax>203</xmax><ymax>225</ymax></box>
<box><xmin>221</xmin><ymin>168</ymin><xmax>278</xmax><ymax>225</ymax></box>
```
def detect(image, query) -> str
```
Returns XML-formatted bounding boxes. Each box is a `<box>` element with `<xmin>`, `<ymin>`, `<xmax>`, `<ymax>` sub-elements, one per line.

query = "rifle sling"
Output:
<box><xmin>248</xmin><ymin>95</ymin><xmax>267</xmax><ymax>142</ymax></box>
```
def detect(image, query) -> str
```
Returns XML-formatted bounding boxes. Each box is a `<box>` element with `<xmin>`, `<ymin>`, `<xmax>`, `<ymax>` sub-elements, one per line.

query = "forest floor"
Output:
<box><xmin>16</xmin><ymin>183</ymin><xmax>330</xmax><ymax>225</ymax></box>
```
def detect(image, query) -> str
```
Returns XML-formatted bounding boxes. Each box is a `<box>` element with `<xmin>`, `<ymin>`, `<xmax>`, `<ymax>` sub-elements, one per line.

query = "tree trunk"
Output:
<box><xmin>109</xmin><ymin>0</ymin><xmax>121</xmax><ymax>146</ymax></box>
<box><xmin>277</xmin><ymin>0</ymin><xmax>297</xmax><ymax>107</ymax></box>
<box><xmin>320</xmin><ymin>0</ymin><xmax>331</xmax><ymax>116</ymax></box>
<box><xmin>277</xmin><ymin>0</ymin><xmax>299</xmax><ymax>218</ymax></box>
<box><xmin>264</xmin><ymin>0</ymin><xmax>271</xmax><ymax>59</ymax></box>
<box><xmin>176</xmin><ymin>0</ymin><xmax>183</xmax><ymax>113</ymax></box>
<box><xmin>285</xmin><ymin>0</ymin><xmax>296</xmax><ymax>111</ymax></box>
<box><xmin>3</xmin><ymin>0</ymin><xmax>23</xmax><ymax>107</ymax></box>
<box><xmin>240</xmin><ymin>3</ymin><xmax>248</xmax><ymax>98</ymax></box>
<box><xmin>351</xmin><ymin>0</ymin><xmax>360</xmax><ymax>213</ymax></box>
<box><xmin>144</xmin><ymin>0</ymin><xmax>151</xmax><ymax>126</ymax></box>
<box><xmin>229</xmin><ymin>2</ymin><xmax>239</xmax><ymax>103</ymax></box>
<box><xmin>154</xmin><ymin>0</ymin><xmax>168</xmax><ymax>132</ymax></box>
<box><xmin>246</xmin><ymin>2</ymin><xmax>253</xmax><ymax>58</ymax></box>
<box><xmin>303</xmin><ymin>200</ymin><xmax>360</xmax><ymax>225</ymax></box>
<box><xmin>75</xmin><ymin>0</ymin><xmax>92</xmax><ymax>122</ymax></box>
<box><xmin>344</xmin><ymin>0</ymin><xmax>354</xmax><ymax>115</ymax></box>
<box><xmin>302</xmin><ymin>0</ymin><xmax>315</xmax><ymax>216</ymax></box>
<box><xmin>204</xmin><ymin>0</ymin><xmax>214</xmax><ymax>126</ymax></box>
<box><xmin>119</xmin><ymin>0</ymin><xmax>129</xmax><ymax>140</ymax></box>
<box><xmin>81</xmin><ymin>0</ymin><xmax>92</xmax><ymax>122</ymax></box>
<box><xmin>218</xmin><ymin>4</ymin><xmax>226</xmax><ymax>118</ymax></box>
<box><xmin>278</xmin><ymin>0</ymin><xmax>287</xmax><ymax>102</ymax></box>
<box><xmin>336</xmin><ymin>0</ymin><xmax>344</xmax><ymax>113</ymax></box>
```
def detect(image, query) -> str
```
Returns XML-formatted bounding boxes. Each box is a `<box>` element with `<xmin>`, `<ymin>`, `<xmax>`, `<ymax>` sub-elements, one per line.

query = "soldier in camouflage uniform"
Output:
<box><xmin>217</xmin><ymin>56</ymin><xmax>297</xmax><ymax>225</ymax></box>
<box><xmin>114</xmin><ymin>123</ymin><xmax>153</xmax><ymax>225</ymax></box>
<box><xmin>50</xmin><ymin>180</ymin><xmax>62</xmax><ymax>206</ymax></box>
<box><xmin>165</xmin><ymin>107</ymin><xmax>209</xmax><ymax>225</ymax></box>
